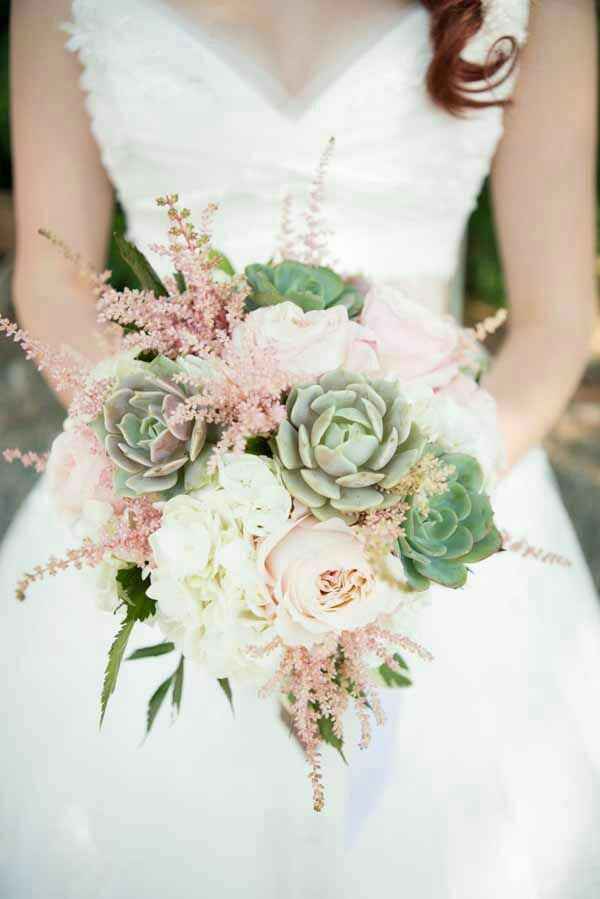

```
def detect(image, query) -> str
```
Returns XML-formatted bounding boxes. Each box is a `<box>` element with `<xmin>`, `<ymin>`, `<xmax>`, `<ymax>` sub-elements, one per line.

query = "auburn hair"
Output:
<box><xmin>419</xmin><ymin>0</ymin><xmax>518</xmax><ymax>115</ymax></box>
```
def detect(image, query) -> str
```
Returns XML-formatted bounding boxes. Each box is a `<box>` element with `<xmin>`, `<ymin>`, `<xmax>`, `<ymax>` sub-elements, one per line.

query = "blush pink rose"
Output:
<box><xmin>47</xmin><ymin>425</ymin><xmax>116</xmax><ymax>525</ymax></box>
<box><xmin>361</xmin><ymin>284</ymin><xmax>461</xmax><ymax>388</ymax></box>
<box><xmin>233</xmin><ymin>301</ymin><xmax>379</xmax><ymax>381</ymax></box>
<box><xmin>259</xmin><ymin>515</ymin><xmax>401</xmax><ymax>647</ymax></box>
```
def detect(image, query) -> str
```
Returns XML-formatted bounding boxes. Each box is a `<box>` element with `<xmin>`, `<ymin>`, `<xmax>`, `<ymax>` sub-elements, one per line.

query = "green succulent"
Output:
<box><xmin>398</xmin><ymin>450</ymin><xmax>502</xmax><ymax>590</ymax></box>
<box><xmin>244</xmin><ymin>260</ymin><xmax>364</xmax><ymax>318</ymax></box>
<box><xmin>96</xmin><ymin>355</ymin><xmax>212</xmax><ymax>498</ymax></box>
<box><xmin>273</xmin><ymin>369</ymin><xmax>426</xmax><ymax>521</ymax></box>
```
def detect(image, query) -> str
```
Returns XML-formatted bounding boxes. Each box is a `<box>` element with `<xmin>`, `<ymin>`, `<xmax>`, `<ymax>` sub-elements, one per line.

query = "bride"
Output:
<box><xmin>3</xmin><ymin>0</ymin><xmax>600</xmax><ymax>896</ymax></box>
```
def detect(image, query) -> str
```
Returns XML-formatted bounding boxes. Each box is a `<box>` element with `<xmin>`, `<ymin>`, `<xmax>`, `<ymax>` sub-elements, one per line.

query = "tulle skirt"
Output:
<box><xmin>1</xmin><ymin>448</ymin><xmax>600</xmax><ymax>898</ymax></box>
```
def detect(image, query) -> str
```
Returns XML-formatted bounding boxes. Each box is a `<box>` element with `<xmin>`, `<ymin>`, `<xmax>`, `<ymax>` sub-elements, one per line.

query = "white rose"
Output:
<box><xmin>232</xmin><ymin>301</ymin><xmax>379</xmax><ymax>381</ymax></box>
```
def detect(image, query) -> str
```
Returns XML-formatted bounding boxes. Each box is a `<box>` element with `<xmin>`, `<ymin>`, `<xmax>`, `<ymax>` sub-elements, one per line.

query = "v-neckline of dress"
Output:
<box><xmin>151</xmin><ymin>1</ymin><xmax>423</xmax><ymax>122</ymax></box>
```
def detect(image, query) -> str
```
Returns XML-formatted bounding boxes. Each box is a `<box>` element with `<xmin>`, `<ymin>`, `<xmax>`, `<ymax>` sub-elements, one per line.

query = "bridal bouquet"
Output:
<box><xmin>1</xmin><ymin>165</ymin><xmax>505</xmax><ymax>809</ymax></box>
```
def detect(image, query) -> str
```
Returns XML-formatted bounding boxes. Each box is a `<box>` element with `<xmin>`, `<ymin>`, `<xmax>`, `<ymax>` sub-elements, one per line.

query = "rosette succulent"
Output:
<box><xmin>273</xmin><ymin>369</ymin><xmax>426</xmax><ymax>520</ymax></box>
<box><xmin>244</xmin><ymin>261</ymin><xmax>364</xmax><ymax>318</ymax></box>
<box><xmin>398</xmin><ymin>450</ymin><xmax>502</xmax><ymax>590</ymax></box>
<box><xmin>96</xmin><ymin>356</ymin><xmax>210</xmax><ymax>497</ymax></box>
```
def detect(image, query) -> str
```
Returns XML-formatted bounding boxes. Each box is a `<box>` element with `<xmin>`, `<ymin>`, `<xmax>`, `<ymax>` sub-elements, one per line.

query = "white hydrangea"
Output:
<box><xmin>147</xmin><ymin>459</ymin><xmax>290</xmax><ymax>681</ymax></box>
<box><xmin>217</xmin><ymin>453</ymin><xmax>291</xmax><ymax>537</ymax></box>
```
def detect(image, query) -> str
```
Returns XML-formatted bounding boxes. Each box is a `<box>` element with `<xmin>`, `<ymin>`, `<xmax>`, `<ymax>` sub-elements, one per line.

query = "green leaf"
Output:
<box><xmin>116</xmin><ymin>567</ymin><xmax>156</xmax><ymax>622</ymax></box>
<box><xmin>245</xmin><ymin>435</ymin><xmax>271</xmax><ymax>456</ymax></box>
<box><xmin>174</xmin><ymin>270</ymin><xmax>186</xmax><ymax>293</ymax></box>
<box><xmin>378</xmin><ymin>654</ymin><xmax>412</xmax><ymax>689</ymax></box>
<box><xmin>114</xmin><ymin>232</ymin><xmax>168</xmax><ymax>297</ymax></box>
<box><xmin>127</xmin><ymin>641</ymin><xmax>175</xmax><ymax>661</ymax></box>
<box><xmin>317</xmin><ymin>715</ymin><xmax>347</xmax><ymax>764</ymax></box>
<box><xmin>208</xmin><ymin>249</ymin><xmax>235</xmax><ymax>276</ymax></box>
<box><xmin>100</xmin><ymin>617</ymin><xmax>136</xmax><ymax>727</ymax></box>
<box><xmin>171</xmin><ymin>655</ymin><xmax>185</xmax><ymax>716</ymax></box>
<box><xmin>146</xmin><ymin>673</ymin><xmax>174</xmax><ymax>736</ymax></box>
<box><xmin>218</xmin><ymin>677</ymin><xmax>234</xmax><ymax>714</ymax></box>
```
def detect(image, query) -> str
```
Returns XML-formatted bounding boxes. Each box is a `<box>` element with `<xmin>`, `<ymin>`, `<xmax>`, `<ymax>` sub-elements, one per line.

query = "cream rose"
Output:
<box><xmin>259</xmin><ymin>516</ymin><xmax>402</xmax><ymax>647</ymax></box>
<box><xmin>361</xmin><ymin>284</ymin><xmax>461</xmax><ymax>388</ymax></box>
<box><xmin>233</xmin><ymin>301</ymin><xmax>379</xmax><ymax>381</ymax></box>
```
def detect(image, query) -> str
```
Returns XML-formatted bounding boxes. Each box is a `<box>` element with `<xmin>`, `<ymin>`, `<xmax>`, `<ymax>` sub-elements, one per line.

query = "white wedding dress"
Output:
<box><xmin>2</xmin><ymin>1</ymin><xmax>600</xmax><ymax>896</ymax></box>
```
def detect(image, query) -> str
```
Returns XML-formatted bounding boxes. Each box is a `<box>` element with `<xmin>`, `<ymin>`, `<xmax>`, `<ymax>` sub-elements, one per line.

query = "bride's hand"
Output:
<box><xmin>481</xmin><ymin>0</ymin><xmax>597</xmax><ymax>470</ymax></box>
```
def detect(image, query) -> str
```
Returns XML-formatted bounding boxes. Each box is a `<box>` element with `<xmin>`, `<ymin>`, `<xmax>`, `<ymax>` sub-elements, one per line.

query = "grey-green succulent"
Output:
<box><xmin>398</xmin><ymin>450</ymin><xmax>502</xmax><ymax>590</ymax></box>
<box><xmin>273</xmin><ymin>369</ymin><xmax>426</xmax><ymax>520</ymax></box>
<box><xmin>96</xmin><ymin>356</ymin><xmax>210</xmax><ymax>497</ymax></box>
<box><xmin>244</xmin><ymin>261</ymin><xmax>364</xmax><ymax>318</ymax></box>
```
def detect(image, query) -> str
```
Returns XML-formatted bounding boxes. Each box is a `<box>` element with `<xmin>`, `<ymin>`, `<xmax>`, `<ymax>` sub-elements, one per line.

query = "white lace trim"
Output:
<box><xmin>462</xmin><ymin>0</ymin><xmax>530</xmax><ymax>65</ymax></box>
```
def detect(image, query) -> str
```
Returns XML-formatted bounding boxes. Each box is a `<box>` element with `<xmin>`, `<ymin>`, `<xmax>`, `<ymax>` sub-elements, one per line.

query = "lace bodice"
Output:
<box><xmin>65</xmin><ymin>0</ymin><xmax>529</xmax><ymax>310</ymax></box>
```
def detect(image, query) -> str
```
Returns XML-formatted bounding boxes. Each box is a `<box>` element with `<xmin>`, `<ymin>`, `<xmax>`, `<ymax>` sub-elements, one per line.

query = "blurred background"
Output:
<box><xmin>0</xmin><ymin>5</ymin><xmax>599</xmax><ymax>589</ymax></box>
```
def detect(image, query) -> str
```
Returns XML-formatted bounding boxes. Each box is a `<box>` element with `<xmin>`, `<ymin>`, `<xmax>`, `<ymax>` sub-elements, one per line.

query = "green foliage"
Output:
<box><xmin>317</xmin><ymin>714</ymin><xmax>347</xmax><ymax>763</ymax></box>
<box><xmin>172</xmin><ymin>655</ymin><xmax>185</xmax><ymax>715</ymax></box>
<box><xmin>116</xmin><ymin>567</ymin><xmax>157</xmax><ymax>621</ymax></box>
<box><xmin>244</xmin><ymin>435</ymin><xmax>271</xmax><ymax>456</ymax></box>
<box><xmin>99</xmin><ymin>567</ymin><xmax>157</xmax><ymax>725</ymax></box>
<box><xmin>107</xmin><ymin>207</ymin><xmax>137</xmax><ymax>291</ymax></box>
<box><xmin>127</xmin><ymin>642</ymin><xmax>176</xmax><ymax>660</ymax></box>
<box><xmin>208</xmin><ymin>248</ymin><xmax>235</xmax><ymax>276</ymax></box>
<box><xmin>114</xmin><ymin>232</ymin><xmax>168</xmax><ymax>297</ymax></box>
<box><xmin>146</xmin><ymin>673</ymin><xmax>175</xmax><ymax>734</ymax></box>
<box><xmin>100</xmin><ymin>617</ymin><xmax>136</xmax><ymax>727</ymax></box>
<box><xmin>377</xmin><ymin>654</ymin><xmax>412</xmax><ymax>688</ymax></box>
<box><xmin>144</xmin><ymin>655</ymin><xmax>185</xmax><ymax>736</ymax></box>
<box><xmin>218</xmin><ymin>677</ymin><xmax>234</xmax><ymax>713</ymax></box>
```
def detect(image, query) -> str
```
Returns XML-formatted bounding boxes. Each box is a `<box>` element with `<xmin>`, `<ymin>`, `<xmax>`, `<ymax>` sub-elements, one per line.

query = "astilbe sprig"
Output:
<box><xmin>174</xmin><ymin>333</ymin><xmax>290</xmax><ymax>458</ymax></box>
<box><xmin>97</xmin><ymin>196</ymin><xmax>249</xmax><ymax>359</ymax></box>
<box><xmin>297</xmin><ymin>136</ymin><xmax>336</xmax><ymax>267</ymax></box>
<box><xmin>2</xmin><ymin>448</ymin><xmax>49</xmax><ymax>473</ymax></box>
<box><xmin>0</xmin><ymin>316</ymin><xmax>89</xmax><ymax>397</ymax></box>
<box><xmin>253</xmin><ymin>625</ymin><xmax>432</xmax><ymax>811</ymax></box>
<box><xmin>14</xmin><ymin>493</ymin><xmax>162</xmax><ymax>602</ymax></box>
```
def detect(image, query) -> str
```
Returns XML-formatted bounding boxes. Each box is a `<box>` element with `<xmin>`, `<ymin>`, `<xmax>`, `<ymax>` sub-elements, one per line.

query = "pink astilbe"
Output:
<box><xmin>97</xmin><ymin>197</ymin><xmax>249</xmax><ymax>359</ymax></box>
<box><xmin>277</xmin><ymin>193</ymin><xmax>297</xmax><ymax>261</ymax></box>
<box><xmin>176</xmin><ymin>335</ymin><xmax>290</xmax><ymax>458</ymax></box>
<box><xmin>69</xmin><ymin>375</ymin><xmax>115</xmax><ymax>423</ymax></box>
<box><xmin>15</xmin><ymin>539</ymin><xmax>108</xmax><ymax>602</ymax></box>
<box><xmin>38</xmin><ymin>228</ymin><xmax>111</xmax><ymax>294</ymax></box>
<box><xmin>254</xmin><ymin>623</ymin><xmax>432</xmax><ymax>811</ymax></box>
<box><xmin>357</xmin><ymin>503</ymin><xmax>408</xmax><ymax>562</ymax></box>
<box><xmin>15</xmin><ymin>494</ymin><xmax>163</xmax><ymax>602</ymax></box>
<box><xmin>0</xmin><ymin>317</ymin><xmax>89</xmax><ymax>396</ymax></box>
<box><xmin>297</xmin><ymin>137</ymin><xmax>336</xmax><ymax>267</ymax></box>
<box><xmin>2</xmin><ymin>448</ymin><xmax>49</xmax><ymax>473</ymax></box>
<box><xmin>110</xmin><ymin>495</ymin><xmax>163</xmax><ymax>567</ymax></box>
